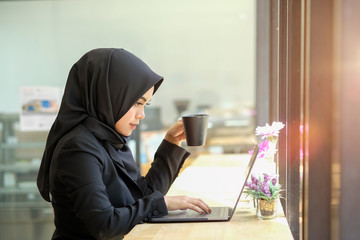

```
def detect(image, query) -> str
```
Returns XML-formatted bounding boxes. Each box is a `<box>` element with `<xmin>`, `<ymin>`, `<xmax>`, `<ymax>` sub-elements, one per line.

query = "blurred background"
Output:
<box><xmin>0</xmin><ymin>1</ymin><xmax>257</xmax><ymax>239</ymax></box>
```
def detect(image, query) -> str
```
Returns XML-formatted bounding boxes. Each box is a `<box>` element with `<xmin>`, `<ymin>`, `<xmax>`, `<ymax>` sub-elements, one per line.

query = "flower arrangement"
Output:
<box><xmin>244</xmin><ymin>122</ymin><xmax>285</xmax><ymax>202</ymax></box>
<box><xmin>249</xmin><ymin>121</ymin><xmax>285</xmax><ymax>162</ymax></box>
<box><xmin>245</xmin><ymin>121</ymin><xmax>285</xmax><ymax>202</ymax></box>
<box><xmin>245</xmin><ymin>173</ymin><xmax>284</xmax><ymax>219</ymax></box>
<box><xmin>245</xmin><ymin>121</ymin><xmax>285</xmax><ymax>218</ymax></box>
<box><xmin>244</xmin><ymin>173</ymin><xmax>283</xmax><ymax>202</ymax></box>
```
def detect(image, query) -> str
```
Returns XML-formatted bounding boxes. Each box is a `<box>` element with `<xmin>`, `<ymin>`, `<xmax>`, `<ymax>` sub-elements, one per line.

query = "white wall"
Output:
<box><xmin>0</xmin><ymin>0</ymin><xmax>256</xmax><ymax>125</ymax></box>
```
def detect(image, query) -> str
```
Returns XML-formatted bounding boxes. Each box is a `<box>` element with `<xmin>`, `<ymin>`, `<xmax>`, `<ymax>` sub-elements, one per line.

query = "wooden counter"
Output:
<box><xmin>125</xmin><ymin>154</ymin><xmax>293</xmax><ymax>240</ymax></box>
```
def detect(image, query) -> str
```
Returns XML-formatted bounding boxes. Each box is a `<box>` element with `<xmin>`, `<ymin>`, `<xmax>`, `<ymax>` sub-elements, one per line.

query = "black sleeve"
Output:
<box><xmin>137</xmin><ymin>139</ymin><xmax>190</xmax><ymax>196</ymax></box>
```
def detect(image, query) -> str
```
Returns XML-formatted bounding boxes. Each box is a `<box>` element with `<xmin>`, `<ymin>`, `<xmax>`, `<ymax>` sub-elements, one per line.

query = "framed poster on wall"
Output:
<box><xmin>20</xmin><ymin>86</ymin><xmax>61</xmax><ymax>131</ymax></box>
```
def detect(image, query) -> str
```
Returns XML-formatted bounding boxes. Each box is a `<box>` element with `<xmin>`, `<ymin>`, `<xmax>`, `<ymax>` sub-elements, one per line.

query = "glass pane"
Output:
<box><xmin>0</xmin><ymin>1</ymin><xmax>257</xmax><ymax>239</ymax></box>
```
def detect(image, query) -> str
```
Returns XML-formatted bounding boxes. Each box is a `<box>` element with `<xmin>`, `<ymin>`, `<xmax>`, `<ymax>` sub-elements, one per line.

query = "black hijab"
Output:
<box><xmin>37</xmin><ymin>48</ymin><xmax>163</xmax><ymax>202</ymax></box>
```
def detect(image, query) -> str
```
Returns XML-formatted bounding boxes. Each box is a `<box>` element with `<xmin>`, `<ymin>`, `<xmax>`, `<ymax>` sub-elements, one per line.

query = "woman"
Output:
<box><xmin>37</xmin><ymin>48</ymin><xmax>211</xmax><ymax>239</ymax></box>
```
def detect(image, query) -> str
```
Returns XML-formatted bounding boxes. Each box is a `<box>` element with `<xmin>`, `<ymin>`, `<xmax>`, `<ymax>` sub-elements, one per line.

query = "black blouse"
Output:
<box><xmin>49</xmin><ymin>123</ymin><xmax>189</xmax><ymax>239</ymax></box>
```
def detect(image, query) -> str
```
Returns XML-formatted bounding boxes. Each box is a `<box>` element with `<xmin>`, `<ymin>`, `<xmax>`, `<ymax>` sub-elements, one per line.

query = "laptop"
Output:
<box><xmin>149</xmin><ymin>144</ymin><xmax>259</xmax><ymax>223</ymax></box>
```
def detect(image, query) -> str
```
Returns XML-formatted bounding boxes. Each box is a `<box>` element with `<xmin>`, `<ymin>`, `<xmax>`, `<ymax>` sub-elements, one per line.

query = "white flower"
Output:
<box><xmin>255</xmin><ymin>121</ymin><xmax>285</xmax><ymax>139</ymax></box>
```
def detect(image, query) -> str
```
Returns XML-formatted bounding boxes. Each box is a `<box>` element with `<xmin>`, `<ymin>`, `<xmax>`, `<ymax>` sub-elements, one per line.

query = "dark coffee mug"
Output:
<box><xmin>182</xmin><ymin>114</ymin><xmax>209</xmax><ymax>146</ymax></box>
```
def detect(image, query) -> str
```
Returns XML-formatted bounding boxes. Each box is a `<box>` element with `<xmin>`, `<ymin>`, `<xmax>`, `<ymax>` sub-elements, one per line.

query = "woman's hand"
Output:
<box><xmin>164</xmin><ymin>195</ymin><xmax>212</xmax><ymax>214</ymax></box>
<box><xmin>164</xmin><ymin>119</ymin><xmax>186</xmax><ymax>146</ymax></box>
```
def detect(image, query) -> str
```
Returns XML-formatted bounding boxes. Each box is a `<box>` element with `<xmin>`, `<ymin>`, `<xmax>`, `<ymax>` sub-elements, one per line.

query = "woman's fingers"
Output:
<box><xmin>183</xmin><ymin>197</ymin><xmax>211</xmax><ymax>214</ymax></box>
<box><xmin>164</xmin><ymin>196</ymin><xmax>212</xmax><ymax>214</ymax></box>
<box><xmin>164</xmin><ymin>120</ymin><xmax>186</xmax><ymax>146</ymax></box>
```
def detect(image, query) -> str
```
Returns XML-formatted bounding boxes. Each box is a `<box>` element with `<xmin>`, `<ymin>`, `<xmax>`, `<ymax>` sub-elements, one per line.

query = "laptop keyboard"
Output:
<box><xmin>186</xmin><ymin>207</ymin><xmax>228</xmax><ymax>218</ymax></box>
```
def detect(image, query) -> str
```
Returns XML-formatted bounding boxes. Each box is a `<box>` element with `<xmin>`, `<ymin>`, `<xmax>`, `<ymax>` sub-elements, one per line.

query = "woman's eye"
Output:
<box><xmin>135</xmin><ymin>102</ymin><xmax>150</xmax><ymax>107</ymax></box>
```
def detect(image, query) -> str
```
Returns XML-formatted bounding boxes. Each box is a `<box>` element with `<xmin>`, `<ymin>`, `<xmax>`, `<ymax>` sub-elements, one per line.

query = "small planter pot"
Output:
<box><xmin>256</xmin><ymin>198</ymin><xmax>277</xmax><ymax>220</ymax></box>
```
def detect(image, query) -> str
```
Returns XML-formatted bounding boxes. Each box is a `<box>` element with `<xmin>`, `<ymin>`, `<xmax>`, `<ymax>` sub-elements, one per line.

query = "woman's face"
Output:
<box><xmin>115</xmin><ymin>86</ymin><xmax>154</xmax><ymax>136</ymax></box>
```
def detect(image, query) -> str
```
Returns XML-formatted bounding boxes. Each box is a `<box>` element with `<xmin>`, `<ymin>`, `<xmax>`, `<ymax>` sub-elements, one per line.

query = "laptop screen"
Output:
<box><xmin>227</xmin><ymin>144</ymin><xmax>259</xmax><ymax>219</ymax></box>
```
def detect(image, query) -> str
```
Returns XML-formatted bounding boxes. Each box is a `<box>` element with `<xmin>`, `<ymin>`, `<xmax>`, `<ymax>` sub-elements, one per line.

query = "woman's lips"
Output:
<box><xmin>130</xmin><ymin>123</ymin><xmax>138</xmax><ymax>130</ymax></box>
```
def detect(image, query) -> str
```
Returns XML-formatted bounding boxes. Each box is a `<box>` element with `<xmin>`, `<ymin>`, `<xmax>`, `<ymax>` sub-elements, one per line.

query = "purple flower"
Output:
<box><xmin>246</xmin><ymin>181</ymin><xmax>257</xmax><ymax>191</ymax></box>
<box><xmin>263</xmin><ymin>173</ymin><xmax>271</xmax><ymax>183</ymax></box>
<box><xmin>251</xmin><ymin>174</ymin><xmax>259</xmax><ymax>185</ymax></box>
<box><xmin>244</xmin><ymin>172</ymin><xmax>283</xmax><ymax>201</ymax></box>
<box><xmin>271</xmin><ymin>176</ymin><xmax>278</xmax><ymax>186</ymax></box>
<box><xmin>261</xmin><ymin>182</ymin><xmax>271</xmax><ymax>196</ymax></box>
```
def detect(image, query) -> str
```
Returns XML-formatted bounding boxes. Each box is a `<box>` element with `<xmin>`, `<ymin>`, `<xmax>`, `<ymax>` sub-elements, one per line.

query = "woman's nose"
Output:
<box><xmin>137</xmin><ymin>109</ymin><xmax>145</xmax><ymax>120</ymax></box>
